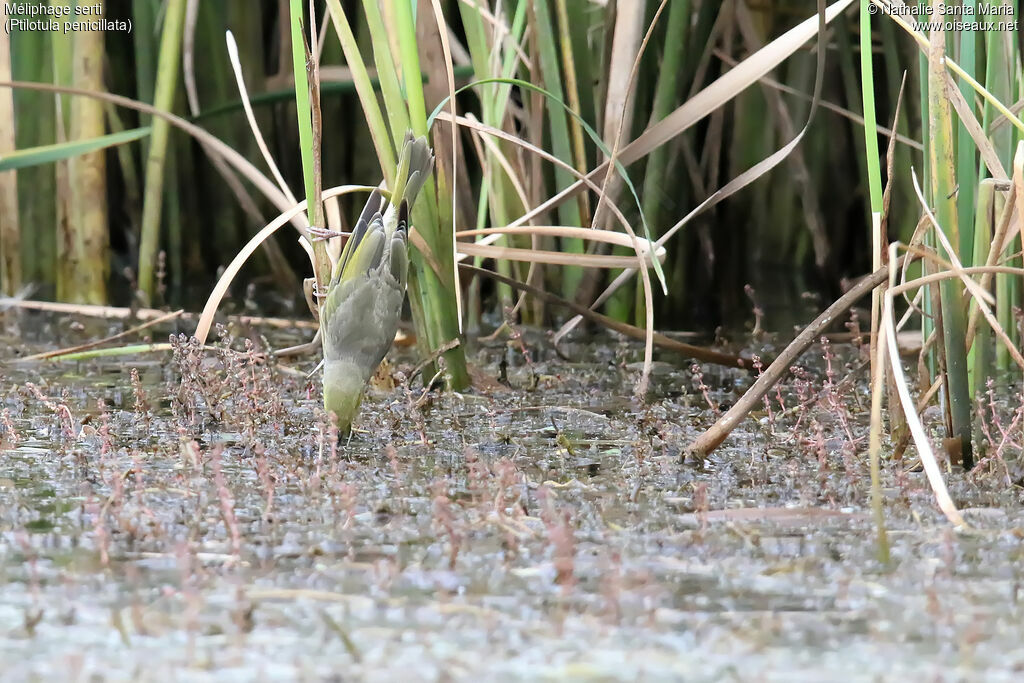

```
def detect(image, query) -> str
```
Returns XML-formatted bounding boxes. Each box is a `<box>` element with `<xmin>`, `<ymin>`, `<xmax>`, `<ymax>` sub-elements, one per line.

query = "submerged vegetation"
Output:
<box><xmin>1</xmin><ymin>0</ymin><xmax>1023</xmax><ymax>677</ymax></box>
<box><xmin>3</xmin><ymin>324</ymin><xmax>1024</xmax><ymax>678</ymax></box>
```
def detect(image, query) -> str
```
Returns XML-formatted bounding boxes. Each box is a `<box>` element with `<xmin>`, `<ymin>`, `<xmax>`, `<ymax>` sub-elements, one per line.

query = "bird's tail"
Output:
<box><xmin>329</xmin><ymin>133</ymin><xmax>431</xmax><ymax>290</ymax></box>
<box><xmin>390</xmin><ymin>132</ymin><xmax>435</xmax><ymax>214</ymax></box>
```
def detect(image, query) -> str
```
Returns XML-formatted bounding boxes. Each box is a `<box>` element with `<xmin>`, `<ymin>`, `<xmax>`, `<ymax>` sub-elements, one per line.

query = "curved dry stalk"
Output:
<box><xmin>458</xmin><ymin>225</ymin><xmax>665</xmax><ymax>251</ymax></box>
<box><xmin>555</xmin><ymin>0</ymin><xmax>837</xmax><ymax>344</ymax></box>
<box><xmin>882</xmin><ymin>249</ymin><xmax>964</xmax><ymax>526</ymax></box>
<box><xmin>225</xmin><ymin>31</ymin><xmax>298</xmax><ymax>211</ymax></box>
<box><xmin>461</xmin><ymin>115</ymin><xmax>540</xmax><ymax>320</ymax></box>
<box><xmin>942</xmin><ymin>70</ymin><xmax>1009</xmax><ymax>182</ymax></box>
<box><xmin>456</xmin><ymin>243</ymin><xmax>660</xmax><ymax>269</ymax></box>
<box><xmin>437</xmin><ymin>113</ymin><xmax>640</xmax><ymax>254</ymax></box>
<box><xmin>879</xmin><ymin>234</ymin><xmax>1022</xmax><ymax>359</ymax></box>
<box><xmin>473</xmin><ymin>121</ymin><xmax>531</xmax><ymax>212</ymax></box>
<box><xmin>446</xmin><ymin>111</ymin><xmax>656</xmax><ymax>392</ymax></box>
<box><xmin>194</xmin><ymin>184</ymin><xmax>376</xmax><ymax>345</ymax></box>
<box><xmin>3</xmin><ymin>76</ymin><xmax>300</xmax><ymax>296</ymax></box>
<box><xmin>454</xmin><ymin>110</ymin><xmax>656</xmax><ymax>335</ymax></box>
<box><xmin>557</xmin><ymin>95</ymin><xmax>829</xmax><ymax>342</ymax></box>
<box><xmin>587</xmin><ymin>0</ymin><xmax>670</xmax><ymax>396</ymax></box>
<box><xmin>591</xmin><ymin>0</ymin><xmax>668</xmax><ymax>231</ymax></box>
<box><xmin>178</xmin><ymin>21</ymin><xmax>284</xmax><ymax>283</ymax></box>
<box><xmin>506</xmin><ymin>0</ymin><xmax>856</xmax><ymax>233</ymax></box>
<box><xmin>456</xmin><ymin>225</ymin><xmax>665</xmax><ymax>264</ymax></box>
<box><xmin>468</xmin><ymin>119</ymin><xmax>541</xmax><ymax>303</ymax></box>
<box><xmin>589</xmin><ymin>0</ymin><xmax>667</xmax><ymax>242</ymax></box>
<box><xmin>889</xmin><ymin>266</ymin><xmax>1024</xmax><ymax>297</ymax></box>
<box><xmin>898</xmin><ymin>215</ymin><xmax>934</xmax><ymax>315</ymax></box>
<box><xmin>463</xmin><ymin>120</ymin><xmax>539</xmax><ymax>319</ymax></box>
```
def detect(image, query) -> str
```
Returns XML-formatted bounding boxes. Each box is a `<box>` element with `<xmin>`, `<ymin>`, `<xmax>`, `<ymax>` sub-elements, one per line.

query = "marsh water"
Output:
<box><xmin>2</xmin><ymin>311</ymin><xmax>1024</xmax><ymax>681</ymax></box>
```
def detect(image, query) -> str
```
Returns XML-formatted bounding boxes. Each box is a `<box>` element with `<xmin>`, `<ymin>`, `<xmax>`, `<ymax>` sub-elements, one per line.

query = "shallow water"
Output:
<box><xmin>1</xmin><ymin>312</ymin><xmax>1024</xmax><ymax>681</ymax></box>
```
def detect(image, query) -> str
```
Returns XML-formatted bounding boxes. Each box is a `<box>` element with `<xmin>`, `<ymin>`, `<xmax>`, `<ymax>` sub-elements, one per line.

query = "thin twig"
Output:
<box><xmin>1</xmin><ymin>298</ymin><xmax>317</xmax><ymax>330</ymax></box>
<box><xmin>17</xmin><ymin>309</ymin><xmax>184</xmax><ymax>362</ymax></box>
<box><xmin>460</xmin><ymin>264</ymin><xmax>750</xmax><ymax>369</ymax></box>
<box><xmin>409</xmin><ymin>338</ymin><xmax>462</xmax><ymax>384</ymax></box>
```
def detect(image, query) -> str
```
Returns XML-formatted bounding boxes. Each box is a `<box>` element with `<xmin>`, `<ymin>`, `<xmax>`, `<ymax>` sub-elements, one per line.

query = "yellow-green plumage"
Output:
<box><xmin>321</xmin><ymin>133</ymin><xmax>434</xmax><ymax>433</ymax></box>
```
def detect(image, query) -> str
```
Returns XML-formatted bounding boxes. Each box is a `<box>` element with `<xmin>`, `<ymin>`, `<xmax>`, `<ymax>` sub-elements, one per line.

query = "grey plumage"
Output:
<box><xmin>320</xmin><ymin>133</ymin><xmax>433</xmax><ymax>432</ymax></box>
<box><xmin>321</xmin><ymin>208</ymin><xmax>407</xmax><ymax>374</ymax></box>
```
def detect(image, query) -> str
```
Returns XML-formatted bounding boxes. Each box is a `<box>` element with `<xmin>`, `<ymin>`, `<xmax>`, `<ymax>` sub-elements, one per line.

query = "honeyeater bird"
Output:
<box><xmin>320</xmin><ymin>133</ymin><xmax>434</xmax><ymax>433</ymax></box>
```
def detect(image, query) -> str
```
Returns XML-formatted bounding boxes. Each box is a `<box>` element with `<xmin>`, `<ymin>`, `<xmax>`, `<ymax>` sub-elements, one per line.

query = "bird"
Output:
<box><xmin>320</xmin><ymin>132</ymin><xmax>434</xmax><ymax>434</ymax></box>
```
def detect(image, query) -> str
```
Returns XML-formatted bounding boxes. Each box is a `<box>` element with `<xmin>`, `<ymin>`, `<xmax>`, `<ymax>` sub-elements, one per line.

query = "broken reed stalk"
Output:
<box><xmin>686</xmin><ymin>257</ymin><xmax>907</xmax><ymax>459</ymax></box>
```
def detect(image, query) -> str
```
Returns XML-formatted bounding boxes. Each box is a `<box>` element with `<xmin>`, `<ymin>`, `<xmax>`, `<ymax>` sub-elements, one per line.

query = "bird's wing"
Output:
<box><xmin>332</xmin><ymin>189</ymin><xmax>384</xmax><ymax>288</ymax></box>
